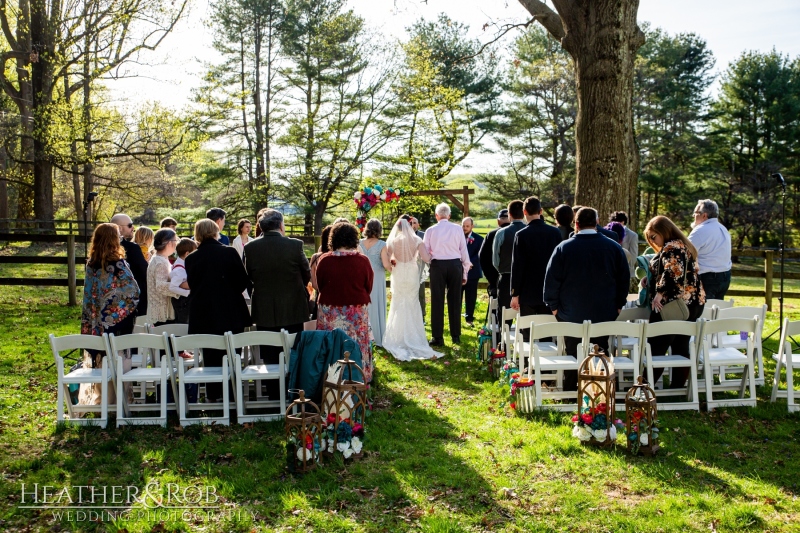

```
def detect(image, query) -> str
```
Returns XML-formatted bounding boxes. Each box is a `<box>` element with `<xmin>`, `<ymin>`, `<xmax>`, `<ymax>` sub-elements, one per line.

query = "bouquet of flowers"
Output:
<box><xmin>572</xmin><ymin>395</ymin><xmax>624</xmax><ymax>445</ymax></box>
<box><xmin>289</xmin><ymin>433</ymin><xmax>322</xmax><ymax>465</ymax></box>
<box><xmin>324</xmin><ymin>412</ymin><xmax>364</xmax><ymax>460</ymax></box>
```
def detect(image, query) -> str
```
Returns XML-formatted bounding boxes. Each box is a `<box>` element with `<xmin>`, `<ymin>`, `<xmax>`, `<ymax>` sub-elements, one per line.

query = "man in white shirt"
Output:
<box><xmin>688</xmin><ymin>199</ymin><xmax>732</xmax><ymax>300</ymax></box>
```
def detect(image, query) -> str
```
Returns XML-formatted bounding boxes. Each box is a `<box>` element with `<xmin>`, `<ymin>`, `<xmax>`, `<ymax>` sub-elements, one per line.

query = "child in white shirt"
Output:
<box><xmin>170</xmin><ymin>238</ymin><xmax>197</xmax><ymax>323</ymax></box>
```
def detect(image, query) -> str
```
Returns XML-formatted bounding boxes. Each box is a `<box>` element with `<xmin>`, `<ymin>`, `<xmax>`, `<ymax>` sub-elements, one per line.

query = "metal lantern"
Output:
<box><xmin>576</xmin><ymin>344</ymin><xmax>617</xmax><ymax>447</ymax></box>
<box><xmin>489</xmin><ymin>345</ymin><xmax>507</xmax><ymax>379</ymax></box>
<box><xmin>320</xmin><ymin>352</ymin><xmax>367</xmax><ymax>460</ymax></box>
<box><xmin>625</xmin><ymin>376</ymin><xmax>660</xmax><ymax>456</ymax></box>
<box><xmin>285</xmin><ymin>389</ymin><xmax>324</xmax><ymax>473</ymax></box>
<box><xmin>513</xmin><ymin>378</ymin><xmax>536</xmax><ymax>414</ymax></box>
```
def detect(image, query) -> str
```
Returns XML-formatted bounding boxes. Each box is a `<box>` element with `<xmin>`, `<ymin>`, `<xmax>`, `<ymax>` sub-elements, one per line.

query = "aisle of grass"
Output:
<box><xmin>1</xmin><ymin>272</ymin><xmax>800</xmax><ymax>531</ymax></box>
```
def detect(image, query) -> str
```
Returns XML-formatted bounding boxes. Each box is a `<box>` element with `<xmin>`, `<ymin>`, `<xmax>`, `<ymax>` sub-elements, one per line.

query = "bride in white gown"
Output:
<box><xmin>383</xmin><ymin>218</ymin><xmax>442</xmax><ymax>361</ymax></box>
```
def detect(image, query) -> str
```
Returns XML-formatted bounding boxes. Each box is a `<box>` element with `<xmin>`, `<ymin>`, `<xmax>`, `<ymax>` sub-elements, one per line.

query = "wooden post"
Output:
<box><xmin>765</xmin><ymin>250</ymin><xmax>774</xmax><ymax>311</ymax></box>
<box><xmin>314</xmin><ymin>235</ymin><xmax>322</xmax><ymax>251</ymax></box>
<box><xmin>67</xmin><ymin>235</ymin><xmax>77</xmax><ymax>306</ymax></box>
<box><xmin>462</xmin><ymin>186</ymin><xmax>470</xmax><ymax>217</ymax></box>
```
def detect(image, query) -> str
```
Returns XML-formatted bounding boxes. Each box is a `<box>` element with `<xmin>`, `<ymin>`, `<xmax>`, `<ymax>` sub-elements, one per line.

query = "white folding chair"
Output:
<box><xmin>588</xmin><ymin>321</ymin><xmax>645</xmax><ymax>403</ymax></box>
<box><xmin>170</xmin><ymin>334</ymin><xmax>231</xmax><ymax>426</ymax></box>
<box><xmin>487</xmin><ymin>298</ymin><xmax>499</xmax><ymax>349</ymax></box>
<box><xmin>513</xmin><ymin>314</ymin><xmax>559</xmax><ymax>368</ymax></box>
<box><xmin>148</xmin><ymin>323</ymin><xmax>192</xmax><ymax>368</ymax></box>
<box><xmin>612</xmin><ymin>307</ymin><xmax>650</xmax><ymax>358</ymax></box>
<box><xmin>50</xmin><ymin>333</ymin><xmax>116</xmax><ymax>428</ymax></box>
<box><xmin>716</xmin><ymin>305</ymin><xmax>767</xmax><ymax>386</ymax></box>
<box><xmin>226</xmin><ymin>330</ymin><xmax>293</xmax><ymax>423</ymax></box>
<box><xmin>528</xmin><ymin>320</ymin><xmax>589</xmax><ymax>411</ymax></box>
<box><xmin>109</xmin><ymin>333</ymin><xmax>172</xmax><ymax>427</ymax></box>
<box><xmin>500</xmin><ymin>307</ymin><xmax>518</xmax><ymax>360</ymax></box>
<box><xmin>770</xmin><ymin>318</ymin><xmax>800</xmax><ymax>412</ymax></box>
<box><xmin>643</xmin><ymin>320</ymin><xmax>702</xmax><ymax>411</ymax></box>
<box><xmin>705</xmin><ymin>298</ymin><xmax>734</xmax><ymax>311</ymax></box>
<box><xmin>700</xmin><ymin>317</ymin><xmax>759</xmax><ymax>409</ymax></box>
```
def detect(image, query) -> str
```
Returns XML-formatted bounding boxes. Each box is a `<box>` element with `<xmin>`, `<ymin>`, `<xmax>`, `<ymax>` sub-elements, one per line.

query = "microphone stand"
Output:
<box><xmin>765</xmin><ymin>173</ymin><xmax>793</xmax><ymax>346</ymax></box>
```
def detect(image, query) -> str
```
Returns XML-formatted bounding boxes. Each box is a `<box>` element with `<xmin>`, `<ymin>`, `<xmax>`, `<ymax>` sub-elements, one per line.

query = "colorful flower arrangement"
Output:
<box><xmin>289</xmin><ymin>432</ymin><xmax>322</xmax><ymax>464</ymax></box>
<box><xmin>624</xmin><ymin>386</ymin><xmax>660</xmax><ymax>455</ymax></box>
<box><xmin>572</xmin><ymin>395</ymin><xmax>624</xmax><ymax>444</ymax></box>
<box><xmin>324</xmin><ymin>412</ymin><xmax>364</xmax><ymax>460</ymax></box>
<box><xmin>353</xmin><ymin>185</ymin><xmax>405</xmax><ymax>230</ymax></box>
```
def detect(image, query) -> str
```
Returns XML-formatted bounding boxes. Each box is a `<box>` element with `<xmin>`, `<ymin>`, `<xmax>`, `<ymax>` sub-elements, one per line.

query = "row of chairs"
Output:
<box><xmin>50</xmin><ymin>326</ymin><xmax>296</xmax><ymax>428</ymax></box>
<box><xmin>489</xmin><ymin>297</ymin><xmax>774</xmax><ymax>412</ymax></box>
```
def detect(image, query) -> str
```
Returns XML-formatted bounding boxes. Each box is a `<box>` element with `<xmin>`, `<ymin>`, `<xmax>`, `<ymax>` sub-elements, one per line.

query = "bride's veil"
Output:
<box><xmin>386</xmin><ymin>218</ymin><xmax>420</xmax><ymax>264</ymax></box>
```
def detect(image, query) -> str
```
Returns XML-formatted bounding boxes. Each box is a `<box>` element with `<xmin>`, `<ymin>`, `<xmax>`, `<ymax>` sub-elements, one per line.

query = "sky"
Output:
<box><xmin>107</xmin><ymin>0</ymin><xmax>800</xmax><ymax>172</ymax></box>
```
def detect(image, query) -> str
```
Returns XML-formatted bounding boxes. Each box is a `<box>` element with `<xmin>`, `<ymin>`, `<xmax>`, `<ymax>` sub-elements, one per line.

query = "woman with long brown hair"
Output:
<box><xmin>81</xmin><ymin>223</ymin><xmax>141</xmax><ymax>347</ymax></box>
<box><xmin>643</xmin><ymin>215</ymin><xmax>706</xmax><ymax>389</ymax></box>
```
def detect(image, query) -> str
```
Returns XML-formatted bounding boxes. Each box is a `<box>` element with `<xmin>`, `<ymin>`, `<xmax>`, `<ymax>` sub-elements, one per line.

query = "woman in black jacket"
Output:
<box><xmin>185</xmin><ymin>218</ymin><xmax>253</xmax><ymax>401</ymax></box>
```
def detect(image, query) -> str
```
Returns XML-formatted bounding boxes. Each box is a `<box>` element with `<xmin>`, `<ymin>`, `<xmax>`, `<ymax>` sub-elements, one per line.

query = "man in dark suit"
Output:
<box><xmin>543</xmin><ymin>207</ymin><xmax>630</xmax><ymax>390</ymax></box>
<box><xmin>111</xmin><ymin>213</ymin><xmax>148</xmax><ymax>319</ymax></box>
<box><xmin>206</xmin><ymin>207</ymin><xmax>230</xmax><ymax>245</ymax></box>
<box><xmin>244</xmin><ymin>208</ymin><xmax>311</xmax><ymax>398</ymax></box>
<box><xmin>510</xmin><ymin>196</ymin><xmax>562</xmax><ymax>326</ymax></box>
<box><xmin>478</xmin><ymin>209</ymin><xmax>509</xmax><ymax>299</ymax></box>
<box><xmin>461</xmin><ymin>217</ymin><xmax>483</xmax><ymax>326</ymax></box>
<box><xmin>492</xmin><ymin>200</ymin><xmax>526</xmax><ymax>314</ymax></box>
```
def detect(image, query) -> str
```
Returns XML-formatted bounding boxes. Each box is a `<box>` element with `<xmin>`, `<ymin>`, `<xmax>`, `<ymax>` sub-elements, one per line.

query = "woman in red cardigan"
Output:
<box><xmin>316</xmin><ymin>222</ymin><xmax>376</xmax><ymax>383</ymax></box>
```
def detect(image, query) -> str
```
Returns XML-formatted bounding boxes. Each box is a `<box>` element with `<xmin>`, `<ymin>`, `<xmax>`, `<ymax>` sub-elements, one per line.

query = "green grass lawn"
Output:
<box><xmin>2</xmin><ymin>242</ymin><xmax>800</xmax><ymax>531</ymax></box>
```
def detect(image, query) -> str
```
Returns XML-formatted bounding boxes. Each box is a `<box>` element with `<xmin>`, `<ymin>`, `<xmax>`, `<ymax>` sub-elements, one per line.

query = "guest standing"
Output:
<box><xmin>134</xmin><ymin>226</ymin><xmax>154</xmax><ymax>262</ymax></box>
<box><xmin>492</xmin><ymin>200</ymin><xmax>526</xmax><ymax>314</ymax></box>
<box><xmin>316</xmin><ymin>222</ymin><xmax>374</xmax><ymax>382</ymax></box>
<box><xmin>688</xmin><ymin>199</ymin><xmax>732</xmax><ymax>300</ymax></box>
<box><xmin>146</xmin><ymin>229</ymin><xmax>180</xmax><ymax>327</ymax></box>
<box><xmin>111</xmin><ymin>213</ymin><xmax>148</xmax><ymax>318</ymax></box>
<box><xmin>359</xmin><ymin>219</ymin><xmax>392</xmax><ymax>347</ymax></box>
<box><xmin>206</xmin><ymin>207</ymin><xmax>230</xmax><ymax>245</ymax></box>
<box><xmin>544</xmin><ymin>207</ymin><xmax>630</xmax><ymax>390</ymax></box>
<box><xmin>644</xmin><ymin>216</ymin><xmax>706</xmax><ymax>388</ymax></box>
<box><xmin>186</xmin><ymin>218</ymin><xmax>252</xmax><ymax>402</ymax></box>
<box><xmin>510</xmin><ymin>196</ymin><xmax>562</xmax><ymax>319</ymax></box>
<box><xmin>232</xmin><ymin>218</ymin><xmax>252</xmax><ymax>258</ymax></box>
<box><xmin>479</xmin><ymin>209</ymin><xmax>510</xmax><ymax>298</ymax></box>
<box><xmin>81</xmin><ymin>223</ymin><xmax>140</xmax><ymax>351</ymax></box>
<box><xmin>423</xmin><ymin>203</ymin><xmax>471</xmax><ymax>346</ymax></box>
<box><xmin>461</xmin><ymin>217</ymin><xmax>483</xmax><ymax>327</ymax></box>
<box><xmin>554</xmin><ymin>204</ymin><xmax>573</xmax><ymax>241</ymax></box>
<box><xmin>170</xmin><ymin>238</ymin><xmax>196</xmax><ymax>324</ymax></box>
<box><xmin>160</xmin><ymin>217</ymin><xmax>178</xmax><ymax>230</ymax></box>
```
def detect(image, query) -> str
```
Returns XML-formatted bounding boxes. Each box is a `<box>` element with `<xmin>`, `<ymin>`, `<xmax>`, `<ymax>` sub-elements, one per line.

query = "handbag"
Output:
<box><xmin>658</xmin><ymin>254</ymin><xmax>690</xmax><ymax>321</ymax></box>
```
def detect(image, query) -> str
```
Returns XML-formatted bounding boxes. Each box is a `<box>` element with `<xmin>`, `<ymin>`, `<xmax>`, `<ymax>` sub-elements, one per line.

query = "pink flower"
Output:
<box><xmin>572</xmin><ymin>415</ymin><xmax>579</xmax><ymax>423</ymax></box>
<box><xmin>581</xmin><ymin>414</ymin><xmax>593</xmax><ymax>425</ymax></box>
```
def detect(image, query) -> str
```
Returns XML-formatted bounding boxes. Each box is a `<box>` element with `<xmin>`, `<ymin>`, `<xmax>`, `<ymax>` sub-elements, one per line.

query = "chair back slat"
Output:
<box><xmin>617</xmin><ymin>307</ymin><xmax>650</xmax><ymax>322</ymax></box>
<box><xmin>108</xmin><ymin>333</ymin><xmax>171</xmax><ymax>353</ymax></box>
<box><xmin>49</xmin><ymin>333</ymin><xmax>108</xmax><ymax>353</ymax></box>
<box><xmin>645</xmin><ymin>320</ymin><xmax>700</xmax><ymax>338</ymax></box>
<box><xmin>706</xmin><ymin>298</ymin><xmax>734</xmax><ymax>310</ymax></box>
<box><xmin>170</xmin><ymin>333</ymin><xmax>228</xmax><ymax>353</ymax></box>
<box><xmin>515</xmin><ymin>314</ymin><xmax>556</xmax><ymax>333</ymax></box>
<box><xmin>148</xmin><ymin>323</ymin><xmax>189</xmax><ymax>337</ymax></box>
<box><xmin>227</xmin><ymin>330</ymin><xmax>284</xmax><ymax>350</ymax></box>
<box><xmin>588</xmin><ymin>320</ymin><xmax>643</xmax><ymax>339</ymax></box>
<box><xmin>501</xmin><ymin>307</ymin><xmax>518</xmax><ymax>322</ymax></box>
<box><xmin>702</xmin><ymin>317</ymin><xmax>759</xmax><ymax>336</ymax></box>
<box><xmin>531</xmin><ymin>320</ymin><xmax>587</xmax><ymax>342</ymax></box>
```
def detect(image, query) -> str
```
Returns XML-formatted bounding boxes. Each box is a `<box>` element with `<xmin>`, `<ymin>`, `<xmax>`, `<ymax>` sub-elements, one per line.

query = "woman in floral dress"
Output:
<box><xmin>643</xmin><ymin>215</ymin><xmax>706</xmax><ymax>388</ymax></box>
<box><xmin>316</xmin><ymin>222</ymin><xmax>375</xmax><ymax>383</ymax></box>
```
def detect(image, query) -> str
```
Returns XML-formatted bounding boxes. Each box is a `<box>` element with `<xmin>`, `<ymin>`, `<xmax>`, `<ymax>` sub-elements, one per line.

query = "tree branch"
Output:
<box><xmin>517</xmin><ymin>0</ymin><xmax>565</xmax><ymax>41</ymax></box>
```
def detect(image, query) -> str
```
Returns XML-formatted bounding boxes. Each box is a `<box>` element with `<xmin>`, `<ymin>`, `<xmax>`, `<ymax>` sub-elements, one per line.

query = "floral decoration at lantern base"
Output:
<box><xmin>625</xmin><ymin>376</ymin><xmax>660</xmax><ymax>456</ymax></box>
<box><xmin>320</xmin><ymin>351</ymin><xmax>367</xmax><ymax>461</ymax></box>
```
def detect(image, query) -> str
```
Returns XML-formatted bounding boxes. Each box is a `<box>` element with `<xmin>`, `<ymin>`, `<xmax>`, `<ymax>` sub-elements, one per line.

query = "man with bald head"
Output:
<box><xmin>110</xmin><ymin>213</ymin><xmax>149</xmax><ymax>317</ymax></box>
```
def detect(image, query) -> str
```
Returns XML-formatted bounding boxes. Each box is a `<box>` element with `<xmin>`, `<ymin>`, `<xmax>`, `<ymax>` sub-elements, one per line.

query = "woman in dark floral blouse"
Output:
<box><xmin>643</xmin><ymin>215</ymin><xmax>706</xmax><ymax>388</ymax></box>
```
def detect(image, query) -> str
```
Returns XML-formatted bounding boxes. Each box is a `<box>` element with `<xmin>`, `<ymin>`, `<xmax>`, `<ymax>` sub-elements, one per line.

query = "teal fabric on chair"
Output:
<box><xmin>287</xmin><ymin>329</ymin><xmax>363</xmax><ymax>404</ymax></box>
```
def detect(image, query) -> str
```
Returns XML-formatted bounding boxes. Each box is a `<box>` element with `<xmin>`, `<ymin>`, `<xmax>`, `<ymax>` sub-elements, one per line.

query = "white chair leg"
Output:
<box><xmin>748</xmin><ymin>360</ymin><xmax>757</xmax><ymax>401</ymax></box>
<box><xmin>160</xmin><ymin>364</ymin><xmax>168</xmax><ymax>425</ymax></box>
<box><xmin>771</xmin><ymin>350</ymin><xmax>784</xmax><ymax>403</ymax></box>
<box><xmin>279</xmin><ymin>351</ymin><xmax>287</xmax><ymax>415</ymax></box>
<box><xmin>221</xmin><ymin>360</ymin><xmax>230</xmax><ymax>425</ymax></box>
<box><xmin>787</xmin><ymin>357</ymin><xmax>795</xmax><ymax>410</ymax></box>
<box><xmin>178</xmin><ymin>364</ymin><xmax>188</xmax><ymax>425</ymax></box>
<box><xmin>100</xmin><ymin>364</ymin><xmax>108</xmax><ymax>429</ymax></box>
<box><xmin>704</xmin><ymin>344</ymin><xmax>714</xmax><ymax>406</ymax></box>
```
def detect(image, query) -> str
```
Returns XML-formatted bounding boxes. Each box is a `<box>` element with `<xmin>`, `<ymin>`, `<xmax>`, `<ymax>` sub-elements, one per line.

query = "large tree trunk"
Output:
<box><xmin>31</xmin><ymin>0</ymin><xmax>55</xmax><ymax>225</ymax></box>
<box><xmin>521</xmin><ymin>0</ymin><xmax>644</xmax><ymax>229</ymax></box>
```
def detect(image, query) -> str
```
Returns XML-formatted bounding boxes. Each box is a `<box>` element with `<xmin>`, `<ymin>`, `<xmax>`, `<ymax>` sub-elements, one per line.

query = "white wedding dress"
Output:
<box><xmin>383</xmin><ymin>219</ymin><xmax>442</xmax><ymax>361</ymax></box>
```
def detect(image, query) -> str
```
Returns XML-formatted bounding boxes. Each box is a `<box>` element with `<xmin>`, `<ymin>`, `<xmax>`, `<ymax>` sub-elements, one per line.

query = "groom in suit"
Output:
<box><xmin>461</xmin><ymin>217</ymin><xmax>483</xmax><ymax>327</ymax></box>
<box><xmin>423</xmin><ymin>203</ymin><xmax>471</xmax><ymax>346</ymax></box>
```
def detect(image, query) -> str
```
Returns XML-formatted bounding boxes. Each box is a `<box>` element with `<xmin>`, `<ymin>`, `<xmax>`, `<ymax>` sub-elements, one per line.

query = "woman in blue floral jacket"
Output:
<box><xmin>81</xmin><ymin>223</ymin><xmax>140</xmax><ymax>366</ymax></box>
